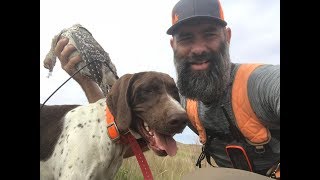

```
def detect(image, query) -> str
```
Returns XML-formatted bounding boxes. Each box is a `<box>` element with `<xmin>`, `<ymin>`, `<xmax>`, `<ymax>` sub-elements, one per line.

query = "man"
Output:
<box><xmin>49</xmin><ymin>0</ymin><xmax>280</xmax><ymax>177</ymax></box>
<box><xmin>166</xmin><ymin>0</ymin><xmax>279</xmax><ymax>177</ymax></box>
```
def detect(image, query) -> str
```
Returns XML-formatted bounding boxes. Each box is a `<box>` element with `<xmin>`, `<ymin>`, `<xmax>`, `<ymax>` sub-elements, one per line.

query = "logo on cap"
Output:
<box><xmin>167</xmin><ymin>0</ymin><xmax>227</xmax><ymax>35</ymax></box>
<box><xmin>172</xmin><ymin>13</ymin><xmax>179</xmax><ymax>25</ymax></box>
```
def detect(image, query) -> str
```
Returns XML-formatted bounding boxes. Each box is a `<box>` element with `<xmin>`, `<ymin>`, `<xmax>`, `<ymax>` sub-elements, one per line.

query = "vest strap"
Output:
<box><xmin>186</xmin><ymin>99</ymin><xmax>207</xmax><ymax>144</ymax></box>
<box><xmin>231</xmin><ymin>64</ymin><xmax>271</xmax><ymax>145</ymax></box>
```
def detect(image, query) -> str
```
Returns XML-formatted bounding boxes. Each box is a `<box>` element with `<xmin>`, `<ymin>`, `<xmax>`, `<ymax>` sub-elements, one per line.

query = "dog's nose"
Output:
<box><xmin>167</xmin><ymin>113</ymin><xmax>188</xmax><ymax>128</ymax></box>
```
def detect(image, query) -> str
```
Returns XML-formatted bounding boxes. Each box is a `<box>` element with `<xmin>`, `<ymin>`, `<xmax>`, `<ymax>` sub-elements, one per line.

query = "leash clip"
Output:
<box><xmin>196</xmin><ymin>145</ymin><xmax>206</xmax><ymax>168</ymax></box>
<box><xmin>196</xmin><ymin>143</ymin><xmax>216</xmax><ymax>168</ymax></box>
<box><xmin>270</xmin><ymin>162</ymin><xmax>280</xmax><ymax>179</ymax></box>
<box><xmin>254</xmin><ymin>145</ymin><xmax>266</xmax><ymax>154</ymax></box>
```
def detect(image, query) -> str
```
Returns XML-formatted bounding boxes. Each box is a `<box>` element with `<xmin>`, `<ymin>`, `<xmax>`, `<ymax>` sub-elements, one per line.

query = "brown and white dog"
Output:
<box><xmin>40</xmin><ymin>71</ymin><xmax>188</xmax><ymax>180</ymax></box>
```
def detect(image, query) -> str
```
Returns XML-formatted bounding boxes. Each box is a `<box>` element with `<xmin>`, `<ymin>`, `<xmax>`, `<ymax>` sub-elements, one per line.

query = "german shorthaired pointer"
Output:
<box><xmin>40</xmin><ymin>71</ymin><xmax>188</xmax><ymax>180</ymax></box>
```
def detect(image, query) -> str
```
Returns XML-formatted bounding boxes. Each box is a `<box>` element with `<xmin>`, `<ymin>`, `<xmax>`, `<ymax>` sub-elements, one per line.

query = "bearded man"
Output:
<box><xmin>168</xmin><ymin>0</ymin><xmax>279</xmax><ymax>177</ymax></box>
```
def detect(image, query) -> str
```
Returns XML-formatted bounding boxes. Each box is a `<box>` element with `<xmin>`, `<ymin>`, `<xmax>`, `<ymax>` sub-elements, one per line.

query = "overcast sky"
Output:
<box><xmin>40</xmin><ymin>0</ymin><xmax>280</xmax><ymax>145</ymax></box>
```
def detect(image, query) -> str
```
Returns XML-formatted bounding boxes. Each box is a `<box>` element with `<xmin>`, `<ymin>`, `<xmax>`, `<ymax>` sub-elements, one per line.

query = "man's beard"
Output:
<box><xmin>174</xmin><ymin>40</ymin><xmax>231</xmax><ymax>105</ymax></box>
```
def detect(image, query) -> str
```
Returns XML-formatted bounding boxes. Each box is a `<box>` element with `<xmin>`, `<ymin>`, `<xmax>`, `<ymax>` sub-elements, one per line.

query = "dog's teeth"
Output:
<box><xmin>149</xmin><ymin>131</ymin><xmax>154</xmax><ymax>136</ymax></box>
<box><xmin>143</xmin><ymin>122</ymin><xmax>150</xmax><ymax>131</ymax></box>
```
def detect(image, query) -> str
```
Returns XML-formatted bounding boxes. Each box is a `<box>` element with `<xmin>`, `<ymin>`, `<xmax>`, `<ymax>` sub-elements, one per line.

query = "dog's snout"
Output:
<box><xmin>168</xmin><ymin>113</ymin><xmax>188</xmax><ymax>128</ymax></box>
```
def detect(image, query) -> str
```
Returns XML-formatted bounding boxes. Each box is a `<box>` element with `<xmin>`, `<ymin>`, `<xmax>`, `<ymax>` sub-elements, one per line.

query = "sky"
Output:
<box><xmin>40</xmin><ymin>0</ymin><xmax>280</xmax><ymax>145</ymax></box>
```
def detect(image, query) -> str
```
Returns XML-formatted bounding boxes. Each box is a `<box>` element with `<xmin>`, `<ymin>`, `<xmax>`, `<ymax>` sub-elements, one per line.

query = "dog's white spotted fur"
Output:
<box><xmin>41</xmin><ymin>98</ymin><xmax>129</xmax><ymax>180</ymax></box>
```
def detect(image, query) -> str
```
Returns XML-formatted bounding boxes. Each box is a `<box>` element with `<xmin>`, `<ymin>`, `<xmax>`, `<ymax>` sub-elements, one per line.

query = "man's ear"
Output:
<box><xmin>170</xmin><ymin>37</ymin><xmax>174</xmax><ymax>49</ymax></box>
<box><xmin>225</xmin><ymin>27</ymin><xmax>231</xmax><ymax>44</ymax></box>
<box><xmin>106</xmin><ymin>73</ymin><xmax>134</xmax><ymax>132</ymax></box>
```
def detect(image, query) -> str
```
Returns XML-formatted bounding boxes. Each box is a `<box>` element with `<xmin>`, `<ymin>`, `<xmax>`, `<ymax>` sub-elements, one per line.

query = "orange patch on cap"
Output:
<box><xmin>172</xmin><ymin>13</ymin><xmax>179</xmax><ymax>25</ymax></box>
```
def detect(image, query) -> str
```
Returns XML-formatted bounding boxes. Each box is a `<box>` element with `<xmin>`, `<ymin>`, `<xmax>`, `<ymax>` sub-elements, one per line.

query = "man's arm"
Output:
<box><xmin>52</xmin><ymin>38</ymin><xmax>141</xmax><ymax>158</ymax></box>
<box><xmin>53</xmin><ymin>38</ymin><xmax>104</xmax><ymax>103</ymax></box>
<box><xmin>248</xmin><ymin>64</ymin><xmax>280</xmax><ymax>128</ymax></box>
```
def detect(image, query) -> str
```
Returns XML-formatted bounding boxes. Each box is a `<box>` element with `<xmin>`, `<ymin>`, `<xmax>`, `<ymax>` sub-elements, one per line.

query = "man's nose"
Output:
<box><xmin>190</xmin><ymin>39</ymin><xmax>208</xmax><ymax>56</ymax></box>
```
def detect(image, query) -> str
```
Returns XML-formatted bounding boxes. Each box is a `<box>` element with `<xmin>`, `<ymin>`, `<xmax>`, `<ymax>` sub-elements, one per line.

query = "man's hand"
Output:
<box><xmin>53</xmin><ymin>37</ymin><xmax>104</xmax><ymax>103</ymax></box>
<box><xmin>54</xmin><ymin>38</ymin><xmax>83</xmax><ymax>80</ymax></box>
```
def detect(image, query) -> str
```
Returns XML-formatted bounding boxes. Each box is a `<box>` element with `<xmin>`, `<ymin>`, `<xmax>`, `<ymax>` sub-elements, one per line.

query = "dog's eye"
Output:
<box><xmin>134</xmin><ymin>89</ymin><xmax>155</xmax><ymax>104</ymax></box>
<box><xmin>136</xmin><ymin>89</ymin><xmax>154</xmax><ymax>99</ymax></box>
<box><xmin>142</xmin><ymin>89</ymin><xmax>154</xmax><ymax>94</ymax></box>
<box><xmin>142</xmin><ymin>85</ymin><xmax>159</xmax><ymax>94</ymax></box>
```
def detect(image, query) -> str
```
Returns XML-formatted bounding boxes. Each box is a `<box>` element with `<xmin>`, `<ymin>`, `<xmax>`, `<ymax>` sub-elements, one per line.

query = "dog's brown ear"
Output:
<box><xmin>106</xmin><ymin>73</ymin><xmax>134</xmax><ymax>132</ymax></box>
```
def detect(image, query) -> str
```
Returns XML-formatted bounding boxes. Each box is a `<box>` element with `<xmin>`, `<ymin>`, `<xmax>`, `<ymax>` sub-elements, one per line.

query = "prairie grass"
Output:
<box><xmin>114</xmin><ymin>142</ymin><xmax>216</xmax><ymax>180</ymax></box>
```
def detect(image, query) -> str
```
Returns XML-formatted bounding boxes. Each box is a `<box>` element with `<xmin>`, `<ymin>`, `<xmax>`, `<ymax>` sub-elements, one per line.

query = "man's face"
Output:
<box><xmin>171</xmin><ymin>21</ymin><xmax>231</xmax><ymax>105</ymax></box>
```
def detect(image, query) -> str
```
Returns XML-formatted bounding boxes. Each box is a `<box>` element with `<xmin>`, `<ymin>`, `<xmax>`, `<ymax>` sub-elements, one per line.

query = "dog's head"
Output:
<box><xmin>106</xmin><ymin>71</ymin><xmax>188</xmax><ymax>156</ymax></box>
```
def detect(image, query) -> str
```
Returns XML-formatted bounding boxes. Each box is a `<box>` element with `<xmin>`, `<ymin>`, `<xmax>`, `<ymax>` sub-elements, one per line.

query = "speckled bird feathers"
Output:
<box><xmin>44</xmin><ymin>24</ymin><xmax>119</xmax><ymax>96</ymax></box>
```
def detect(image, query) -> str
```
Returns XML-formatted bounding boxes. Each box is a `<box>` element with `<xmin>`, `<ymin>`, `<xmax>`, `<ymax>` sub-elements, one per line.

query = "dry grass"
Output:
<box><xmin>114</xmin><ymin>142</ymin><xmax>216</xmax><ymax>180</ymax></box>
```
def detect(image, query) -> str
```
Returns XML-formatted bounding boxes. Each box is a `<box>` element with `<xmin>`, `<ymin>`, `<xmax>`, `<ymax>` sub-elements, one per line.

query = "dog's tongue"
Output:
<box><xmin>154</xmin><ymin>132</ymin><xmax>177</xmax><ymax>156</ymax></box>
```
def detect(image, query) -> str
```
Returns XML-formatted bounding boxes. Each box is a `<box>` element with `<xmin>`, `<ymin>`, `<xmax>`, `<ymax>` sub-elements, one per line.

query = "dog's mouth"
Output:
<box><xmin>136</xmin><ymin>121</ymin><xmax>179</xmax><ymax>157</ymax></box>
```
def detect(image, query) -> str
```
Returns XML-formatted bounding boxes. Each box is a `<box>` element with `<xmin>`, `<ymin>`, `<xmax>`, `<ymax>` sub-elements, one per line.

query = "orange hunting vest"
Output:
<box><xmin>186</xmin><ymin>64</ymin><xmax>271</xmax><ymax>146</ymax></box>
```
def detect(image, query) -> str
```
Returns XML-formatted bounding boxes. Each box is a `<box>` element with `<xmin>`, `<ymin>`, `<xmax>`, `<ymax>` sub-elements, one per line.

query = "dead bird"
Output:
<box><xmin>43</xmin><ymin>24</ymin><xmax>119</xmax><ymax>96</ymax></box>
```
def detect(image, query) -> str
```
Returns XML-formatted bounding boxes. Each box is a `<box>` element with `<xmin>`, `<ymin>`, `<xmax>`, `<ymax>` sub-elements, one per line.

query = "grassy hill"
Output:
<box><xmin>114</xmin><ymin>142</ymin><xmax>216</xmax><ymax>180</ymax></box>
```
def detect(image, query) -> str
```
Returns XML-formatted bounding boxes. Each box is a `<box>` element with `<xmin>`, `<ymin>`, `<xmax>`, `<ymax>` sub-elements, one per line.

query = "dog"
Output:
<box><xmin>40</xmin><ymin>71</ymin><xmax>188</xmax><ymax>180</ymax></box>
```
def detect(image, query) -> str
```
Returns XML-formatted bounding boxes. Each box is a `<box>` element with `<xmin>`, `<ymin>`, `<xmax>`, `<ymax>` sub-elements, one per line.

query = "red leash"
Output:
<box><xmin>123</xmin><ymin>133</ymin><xmax>154</xmax><ymax>180</ymax></box>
